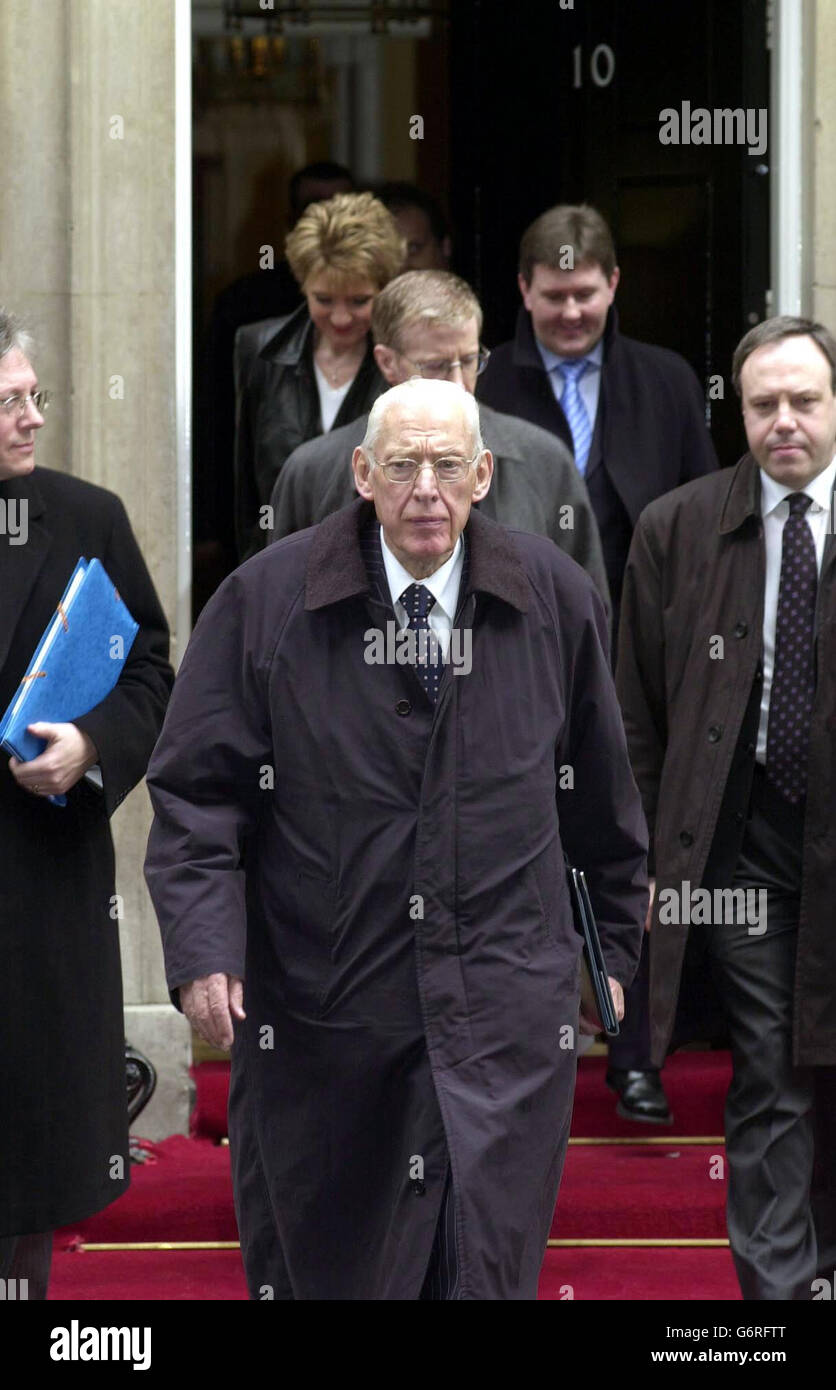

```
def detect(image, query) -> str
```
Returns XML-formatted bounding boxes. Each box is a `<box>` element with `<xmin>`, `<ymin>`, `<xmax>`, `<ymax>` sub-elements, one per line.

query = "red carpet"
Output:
<box><xmin>53</xmin><ymin>1051</ymin><xmax>736</xmax><ymax>1300</ymax></box>
<box><xmin>51</xmin><ymin>1249</ymin><xmax>248</xmax><ymax>1301</ymax></box>
<box><xmin>570</xmin><ymin>1051</ymin><xmax>730</xmax><ymax>1137</ymax></box>
<box><xmin>190</xmin><ymin>1061</ymin><xmax>229</xmax><ymax>1143</ymax></box>
<box><xmin>539</xmin><ymin>1248</ymin><xmax>739</xmax><ymax>1301</ymax></box>
<box><xmin>553</xmin><ymin>1143</ymin><xmax>727</xmax><ymax>1240</ymax></box>
<box><xmin>58</xmin><ymin>1136</ymin><xmax>238</xmax><ymax>1246</ymax></box>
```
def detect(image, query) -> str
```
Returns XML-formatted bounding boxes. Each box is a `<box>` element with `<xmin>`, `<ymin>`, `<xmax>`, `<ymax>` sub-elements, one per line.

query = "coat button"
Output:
<box><xmin>733</xmin><ymin>811</ymin><xmax>744</xmax><ymax>826</ymax></box>
<box><xmin>733</xmin><ymin>621</ymin><xmax>748</xmax><ymax>638</ymax></box>
<box><xmin>411</xmin><ymin>1178</ymin><xmax>426</xmax><ymax>1196</ymax></box>
<box><xmin>707</xmin><ymin>724</ymin><xmax>723</xmax><ymax>743</ymax></box>
<box><xmin>395</xmin><ymin>699</ymin><xmax>412</xmax><ymax>717</ymax></box>
<box><xmin>679</xmin><ymin>830</ymin><xmax>694</xmax><ymax>848</ymax></box>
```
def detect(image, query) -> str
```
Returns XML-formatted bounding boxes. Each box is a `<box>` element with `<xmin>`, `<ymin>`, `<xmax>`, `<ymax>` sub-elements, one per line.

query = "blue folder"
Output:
<box><xmin>0</xmin><ymin>557</ymin><xmax>139</xmax><ymax>806</ymax></box>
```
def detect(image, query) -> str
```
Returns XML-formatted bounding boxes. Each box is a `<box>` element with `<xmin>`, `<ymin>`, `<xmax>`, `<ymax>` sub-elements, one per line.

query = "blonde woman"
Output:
<box><xmin>234</xmin><ymin>191</ymin><xmax>404</xmax><ymax>558</ymax></box>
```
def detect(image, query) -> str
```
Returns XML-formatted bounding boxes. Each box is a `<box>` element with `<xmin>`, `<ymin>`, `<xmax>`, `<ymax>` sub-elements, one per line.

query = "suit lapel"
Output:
<box><xmin>0</xmin><ymin>473</ymin><xmax>52</xmax><ymax>675</ymax></box>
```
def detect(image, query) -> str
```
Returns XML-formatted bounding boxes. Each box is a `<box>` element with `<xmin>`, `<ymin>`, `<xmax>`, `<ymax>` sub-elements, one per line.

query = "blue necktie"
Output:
<box><xmin>399</xmin><ymin>583</ymin><xmax>443</xmax><ymax>704</ymax></box>
<box><xmin>557</xmin><ymin>358</ymin><xmax>592</xmax><ymax>474</ymax></box>
<box><xmin>765</xmin><ymin>492</ymin><xmax>818</xmax><ymax>804</ymax></box>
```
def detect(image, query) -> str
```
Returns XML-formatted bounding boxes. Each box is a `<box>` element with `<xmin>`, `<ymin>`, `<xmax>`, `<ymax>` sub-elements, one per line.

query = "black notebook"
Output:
<box><xmin>566</xmin><ymin>862</ymin><xmax>620</xmax><ymax>1036</ymax></box>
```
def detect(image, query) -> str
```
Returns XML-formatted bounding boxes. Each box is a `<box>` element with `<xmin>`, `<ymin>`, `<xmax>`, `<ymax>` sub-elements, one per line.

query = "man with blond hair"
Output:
<box><xmin>266</xmin><ymin>269</ymin><xmax>609</xmax><ymax>605</ymax></box>
<box><xmin>146</xmin><ymin>377</ymin><xmax>646</xmax><ymax>1300</ymax></box>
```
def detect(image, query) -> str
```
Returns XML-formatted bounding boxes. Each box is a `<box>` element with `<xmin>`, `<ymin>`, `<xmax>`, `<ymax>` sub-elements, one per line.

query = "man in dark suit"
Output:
<box><xmin>0</xmin><ymin>309</ymin><xmax>173</xmax><ymax>1298</ymax></box>
<box><xmin>265</xmin><ymin>270</ymin><xmax>610</xmax><ymax>607</ymax></box>
<box><xmin>478</xmin><ymin>204</ymin><xmax>719</xmax><ymax>1122</ymax></box>
<box><xmin>617</xmin><ymin>317</ymin><xmax>836</xmax><ymax>1299</ymax></box>
<box><xmin>477</xmin><ymin>203</ymin><xmax>718</xmax><ymax>626</ymax></box>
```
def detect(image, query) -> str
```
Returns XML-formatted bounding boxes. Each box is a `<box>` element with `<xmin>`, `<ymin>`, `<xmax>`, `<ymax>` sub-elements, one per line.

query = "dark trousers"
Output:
<box><xmin>419</xmin><ymin>1167</ymin><xmax>460</xmax><ymax>1300</ymax></box>
<box><xmin>0</xmin><ymin>1231</ymin><xmax>53</xmax><ymax>1300</ymax></box>
<box><xmin>682</xmin><ymin>768</ymin><xmax>836</xmax><ymax>1300</ymax></box>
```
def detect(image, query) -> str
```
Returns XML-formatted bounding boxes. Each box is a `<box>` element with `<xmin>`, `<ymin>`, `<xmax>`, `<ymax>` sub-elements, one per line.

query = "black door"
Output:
<box><xmin>449</xmin><ymin>0</ymin><xmax>770</xmax><ymax>466</ymax></box>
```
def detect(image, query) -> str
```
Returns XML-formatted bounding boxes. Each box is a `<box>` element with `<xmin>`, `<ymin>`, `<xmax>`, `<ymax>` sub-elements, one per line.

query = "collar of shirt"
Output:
<box><xmin>380</xmin><ymin>526</ymin><xmax>464</xmax><ymax>631</ymax></box>
<box><xmin>535</xmin><ymin>335</ymin><xmax>604</xmax><ymax>379</ymax></box>
<box><xmin>759</xmin><ymin>453</ymin><xmax>836</xmax><ymax>520</ymax></box>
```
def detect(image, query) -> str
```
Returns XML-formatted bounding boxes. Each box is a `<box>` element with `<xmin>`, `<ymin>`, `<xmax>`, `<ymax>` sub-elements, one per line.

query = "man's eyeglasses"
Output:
<box><xmin>399</xmin><ymin>348</ymin><xmax>490</xmax><ymax>381</ymax></box>
<box><xmin>373</xmin><ymin>453</ymin><xmax>481</xmax><ymax>485</ymax></box>
<box><xmin>0</xmin><ymin>390</ymin><xmax>50</xmax><ymax>417</ymax></box>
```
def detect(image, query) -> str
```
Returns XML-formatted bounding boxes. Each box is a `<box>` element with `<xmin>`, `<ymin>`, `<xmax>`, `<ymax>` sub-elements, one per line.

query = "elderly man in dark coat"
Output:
<box><xmin>617</xmin><ymin>316</ymin><xmax>836</xmax><ymax>1300</ymax></box>
<box><xmin>263</xmin><ymin>270</ymin><xmax>610</xmax><ymax>609</ymax></box>
<box><xmin>145</xmin><ymin>378</ymin><xmax>647</xmax><ymax>1301</ymax></box>
<box><xmin>0</xmin><ymin>311</ymin><xmax>173</xmax><ymax>1297</ymax></box>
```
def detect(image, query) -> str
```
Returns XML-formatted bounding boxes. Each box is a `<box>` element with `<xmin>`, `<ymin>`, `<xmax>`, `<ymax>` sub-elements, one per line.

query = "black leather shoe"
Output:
<box><xmin>606</xmin><ymin>1068</ymin><xmax>673</xmax><ymax>1125</ymax></box>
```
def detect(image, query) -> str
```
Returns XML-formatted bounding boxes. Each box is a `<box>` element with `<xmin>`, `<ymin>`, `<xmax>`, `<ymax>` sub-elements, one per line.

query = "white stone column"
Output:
<box><xmin>812</xmin><ymin>0</ymin><xmax>836</xmax><ymax>328</ymax></box>
<box><xmin>0</xmin><ymin>0</ymin><xmax>191</xmax><ymax>1137</ymax></box>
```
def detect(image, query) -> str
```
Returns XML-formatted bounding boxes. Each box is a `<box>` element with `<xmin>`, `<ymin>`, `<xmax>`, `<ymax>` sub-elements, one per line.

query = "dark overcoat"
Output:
<box><xmin>616</xmin><ymin>454</ymin><xmax>836</xmax><ymax>1068</ymax></box>
<box><xmin>476</xmin><ymin>305</ymin><xmax>718</xmax><ymax>616</ymax></box>
<box><xmin>267</xmin><ymin>403</ymin><xmax>611</xmax><ymax>609</ymax></box>
<box><xmin>145</xmin><ymin>500</ymin><xmax>647</xmax><ymax>1300</ymax></box>
<box><xmin>0</xmin><ymin>467</ymin><xmax>173</xmax><ymax>1236</ymax></box>
<box><xmin>234</xmin><ymin>306</ymin><xmax>384</xmax><ymax>560</ymax></box>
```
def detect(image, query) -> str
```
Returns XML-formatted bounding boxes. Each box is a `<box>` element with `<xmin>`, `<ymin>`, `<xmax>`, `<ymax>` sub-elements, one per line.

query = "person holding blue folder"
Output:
<box><xmin>0</xmin><ymin>309</ymin><xmax>173</xmax><ymax>1298</ymax></box>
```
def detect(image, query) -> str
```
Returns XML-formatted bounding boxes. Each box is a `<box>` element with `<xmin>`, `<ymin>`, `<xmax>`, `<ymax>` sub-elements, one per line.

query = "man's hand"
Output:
<box><xmin>579</xmin><ymin>975</ymin><xmax>625</xmax><ymax>1036</ymax></box>
<box><xmin>180</xmin><ymin>973</ymin><xmax>246</xmax><ymax>1050</ymax></box>
<box><xmin>9</xmin><ymin>722</ymin><xmax>99</xmax><ymax>797</ymax></box>
<box><xmin>645</xmin><ymin>877</ymin><xmax>656</xmax><ymax>932</ymax></box>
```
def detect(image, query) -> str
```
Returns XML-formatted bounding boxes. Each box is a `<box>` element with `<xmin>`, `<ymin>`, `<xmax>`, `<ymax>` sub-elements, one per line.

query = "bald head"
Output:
<box><xmin>352</xmin><ymin>377</ymin><xmax>493</xmax><ymax>580</ymax></box>
<box><xmin>362</xmin><ymin>378</ymin><xmax>483</xmax><ymax>460</ymax></box>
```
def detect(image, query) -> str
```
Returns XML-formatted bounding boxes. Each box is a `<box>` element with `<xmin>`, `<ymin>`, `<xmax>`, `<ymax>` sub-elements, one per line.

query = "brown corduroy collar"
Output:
<box><xmin>304</xmin><ymin>498</ymin><xmax>530</xmax><ymax>614</ymax></box>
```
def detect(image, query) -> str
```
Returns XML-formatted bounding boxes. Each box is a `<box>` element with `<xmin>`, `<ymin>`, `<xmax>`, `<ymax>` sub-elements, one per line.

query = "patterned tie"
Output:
<box><xmin>399</xmin><ymin>583</ymin><xmax>443</xmax><ymax>704</ymax></box>
<box><xmin>557</xmin><ymin>358</ymin><xmax>592</xmax><ymax>474</ymax></box>
<box><xmin>765</xmin><ymin>492</ymin><xmax>818</xmax><ymax>804</ymax></box>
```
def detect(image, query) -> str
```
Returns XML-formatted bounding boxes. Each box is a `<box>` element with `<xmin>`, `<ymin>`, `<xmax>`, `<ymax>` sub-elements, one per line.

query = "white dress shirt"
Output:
<box><xmin>756</xmin><ymin>455</ymin><xmax>836</xmax><ymax>760</ymax></box>
<box><xmin>536</xmin><ymin>335</ymin><xmax>604</xmax><ymax>435</ymax></box>
<box><xmin>380</xmin><ymin>527</ymin><xmax>463</xmax><ymax>661</ymax></box>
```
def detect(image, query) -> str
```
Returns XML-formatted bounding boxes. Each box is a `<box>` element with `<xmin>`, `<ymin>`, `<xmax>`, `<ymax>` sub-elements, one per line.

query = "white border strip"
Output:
<box><xmin>174</xmin><ymin>0</ymin><xmax>193</xmax><ymax>664</ymax></box>
<box><xmin>771</xmin><ymin>0</ymin><xmax>809</xmax><ymax>316</ymax></box>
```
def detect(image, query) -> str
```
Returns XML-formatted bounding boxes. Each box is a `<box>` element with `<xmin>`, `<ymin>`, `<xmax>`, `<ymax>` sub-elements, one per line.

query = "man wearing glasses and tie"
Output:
<box><xmin>0</xmin><ymin>308</ymin><xmax>172</xmax><ymax>1299</ymax></box>
<box><xmin>145</xmin><ymin>377</ymin><xmax>647</xmax><ymax>1300</ymax></box>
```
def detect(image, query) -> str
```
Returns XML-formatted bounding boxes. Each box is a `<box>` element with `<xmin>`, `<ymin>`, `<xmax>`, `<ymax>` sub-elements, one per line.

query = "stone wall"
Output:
<box><xmin>0</xmin><ymin>0</ymin><xmax>190</xmax><ymax>1138</ymax></box>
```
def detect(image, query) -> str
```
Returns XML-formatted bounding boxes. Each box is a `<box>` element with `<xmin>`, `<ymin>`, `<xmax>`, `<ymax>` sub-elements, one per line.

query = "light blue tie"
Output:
<box><xmin>557</xmin><ymin>359</ymin><xmax>592</xmax><ymax>475</ymax></box>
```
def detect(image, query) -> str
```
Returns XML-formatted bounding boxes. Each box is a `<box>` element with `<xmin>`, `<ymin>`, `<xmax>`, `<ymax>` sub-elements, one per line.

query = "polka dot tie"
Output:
<box><xmin>557</xmin><ymin>358</ymin><xmax>592</xmax><ymax>475</ymax></box>
<box><xmin>765</xmin><ymin>492</ymin><xmax>817</xmax><ymax>804</ymax></box>
<box><xmin>399</xmin><ymin>583</ymin><xmax>442</xmax><ymax>704</ymax></box>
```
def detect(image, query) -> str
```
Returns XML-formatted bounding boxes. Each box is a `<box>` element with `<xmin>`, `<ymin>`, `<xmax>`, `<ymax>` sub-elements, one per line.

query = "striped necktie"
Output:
<box><xmin>399</xmin><ymin>582</ymin><xmax>443</xmax><ymax>704</ymax></box>
<box><xmin>557</xmin><ymin>358</ymin><xmax>592</xmax><ymax>474</ymax></box>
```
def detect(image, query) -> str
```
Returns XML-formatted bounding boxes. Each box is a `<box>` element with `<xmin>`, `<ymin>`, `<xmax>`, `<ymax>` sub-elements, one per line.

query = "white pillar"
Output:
<box><xmin>0</xmin><ymin>0</ymin><xmax>192</xmax><ymax>1137</ymax></box>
